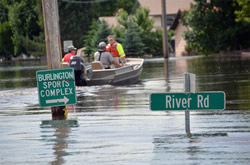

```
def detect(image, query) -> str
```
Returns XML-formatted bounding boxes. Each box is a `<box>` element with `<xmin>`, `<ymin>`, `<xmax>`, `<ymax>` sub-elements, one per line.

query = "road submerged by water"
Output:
<box><xmin>0</xmin><ymin>56</ymin><xmax>250</xmax><ymax>164</ymax></box>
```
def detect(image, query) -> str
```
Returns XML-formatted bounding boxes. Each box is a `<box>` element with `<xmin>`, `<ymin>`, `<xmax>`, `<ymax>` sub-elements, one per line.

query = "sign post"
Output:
<box><xmin>36</xmin><ymin>68</ymin><xmax>76</xmax><ymax>107</ymax></box>
<box><xmin>184</xmin><ymin>73</ymin><xmax>195</xmax><ymax>137</ymax></box>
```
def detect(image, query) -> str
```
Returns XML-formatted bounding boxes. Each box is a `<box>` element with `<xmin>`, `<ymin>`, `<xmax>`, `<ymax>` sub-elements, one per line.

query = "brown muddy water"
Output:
<box><xmin>0</xmin><ymin>55</ymin><xmax>250</xmax><ymax>165</ymax></box>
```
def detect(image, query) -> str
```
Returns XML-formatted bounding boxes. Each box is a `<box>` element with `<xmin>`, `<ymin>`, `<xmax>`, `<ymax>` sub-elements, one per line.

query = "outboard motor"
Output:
<box><xmin>69</xmin><ymin>56</ymin><xmax>86</xmax><ymax>86</ymax></box>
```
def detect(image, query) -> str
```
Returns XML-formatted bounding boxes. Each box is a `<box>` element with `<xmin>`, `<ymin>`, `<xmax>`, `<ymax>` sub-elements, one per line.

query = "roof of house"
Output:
<box><xmin>138</xmin><ymin>0</ymin><xmax>193</xmax><ymax>15</ymax></box>
<box><xmin>99</xmin><ymin>16</ymin><xmax>119</xmax><ymax>27</ymax></box>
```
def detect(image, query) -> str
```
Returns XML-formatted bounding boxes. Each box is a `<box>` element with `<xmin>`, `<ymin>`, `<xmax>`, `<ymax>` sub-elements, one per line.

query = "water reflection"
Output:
<box><xmin>191</xmin><ymin>56</ymin><xmax>250</xmax><ymax>110</ymax></box>
<box><xmin>76</xmin><ymin>86</ymin><xmax>129</xmax><ymax>112</ymax></box>
<box><xmin>151</xmin><ymin>128</ymin><xmax>246</xmax><ymax>164</ymax></box>
<box><xmin>163</xmin><ymin>59</ymin><xmax>170</xmax><ymax>92</ymax></box>
<box><xmin>0</xmin><ymin>60</ymin><xmax>46</xmax><ymax>89</ymax></box>
<box><xmin>40</xmin><ymin>120</ymin><xmax>79</xmax><ymax>165</ymax></box>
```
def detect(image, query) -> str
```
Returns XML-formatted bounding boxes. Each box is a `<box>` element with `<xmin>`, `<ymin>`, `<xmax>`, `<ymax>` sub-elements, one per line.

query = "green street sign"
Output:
<box><xmin>150</xmin><ymin>92</ymin><xmax>225</xmax><ymax>111</ymax></box>
<box><xmin>36</xmin><ymin>68</ymin><xmax>76</xmax><ymax>107</ymax></box>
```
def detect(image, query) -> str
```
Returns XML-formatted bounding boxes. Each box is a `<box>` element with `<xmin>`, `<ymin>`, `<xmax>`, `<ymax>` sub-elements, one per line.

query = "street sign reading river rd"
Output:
<box><xmin>36</xmin><ymin>68</ymin><xmax>76</xmax><ymax>107</ymax></box>
<box><xmin>150</xmin><ymin>92</ymin><xmax>225</xmax><ymax>111</ymax></box>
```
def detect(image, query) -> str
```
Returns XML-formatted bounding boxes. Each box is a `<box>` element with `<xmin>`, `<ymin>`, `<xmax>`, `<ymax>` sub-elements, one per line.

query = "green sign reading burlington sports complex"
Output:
<box><xmin>36</xmin><ymin>68</ymin><xmax>76</xmax><ymax>107</ymax></box>
<box><xmin>150</xmin><ymin>92</ymin><xmax>225</xmax><ymax>111</ymax></box>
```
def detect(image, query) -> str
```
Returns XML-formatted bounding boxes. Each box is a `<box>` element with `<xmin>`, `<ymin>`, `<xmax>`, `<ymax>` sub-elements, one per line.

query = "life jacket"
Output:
<box><xmin>106</xmin><ymin>41</ymin><xmax>125</xmax><ymax>58</ymax></box>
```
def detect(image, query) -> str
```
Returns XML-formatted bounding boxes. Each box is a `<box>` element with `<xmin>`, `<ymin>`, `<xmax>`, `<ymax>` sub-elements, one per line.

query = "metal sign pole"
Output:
<box><xmin>184</xmin><ymin>73</ymin><xmax>195</xmax><ymax>137</ymax></box>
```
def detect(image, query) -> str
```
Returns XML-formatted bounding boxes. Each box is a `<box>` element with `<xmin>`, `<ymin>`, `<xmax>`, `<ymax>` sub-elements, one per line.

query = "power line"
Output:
<box><xmin>61</xmin><ymin>0</ymin><xmax>110</xmax><ymax>4</ymax></box>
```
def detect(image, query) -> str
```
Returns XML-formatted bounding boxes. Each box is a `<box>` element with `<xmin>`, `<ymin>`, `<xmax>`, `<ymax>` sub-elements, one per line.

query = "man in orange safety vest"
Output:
<box><xmin>106</xmin><ymin>35</ymin><xmax>126</xmax><ymax>64</ymax></box>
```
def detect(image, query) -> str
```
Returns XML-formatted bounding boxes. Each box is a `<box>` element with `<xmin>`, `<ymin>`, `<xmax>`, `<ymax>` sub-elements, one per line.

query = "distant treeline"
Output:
<box><xmin>0</xmin><ymin>0</ymin><xmax>137</xmax><ymax>58</ymax></box>
<box><xmin>0</xmin><ymin>0</ymin><xmax>250</xmax><ymax>58</ymax></box>
<box><xmin>181</xmin><ymin>0</ymin><xmax>250</xmax><ymax>55</ymax></box>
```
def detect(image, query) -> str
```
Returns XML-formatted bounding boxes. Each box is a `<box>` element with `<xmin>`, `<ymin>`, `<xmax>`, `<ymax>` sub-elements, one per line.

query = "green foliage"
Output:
<box><xmin>181</xmin><ymin>0</ymin><xmax>250</xmax><ymax>55</ymax></box>
<box><xmin>84</xmin><ymin>6</ymin><xmax>175</xmax><ymax>56</ymax></box>
<box><xmin>58</xmin><ymin>1</ymin><xmax>92</xmax><ymax>49</ymax></box>
<box><xmin>90</xmin><ymin>20</ymin><xmax>112</xmax><ymax>54</ymax></box>
<box><xmin>116</xmin><ymin>9</ymin><xmax>130</xmax><ymax>29</ymax></box>
<box><xmin>83</xmin><ymin>20</ymin><xmax>99</xmax><ymax>56</ymax></box>
<box><xmin>19</xmin><ymin>33</ymin><xmax>46</xmax><ymax>57</ymax></box>
<box><xmin>235</xmin><ymin>0</ymin><xmax>250</xmax><ymax>23</ymax></box>
<box><xmin>115</xmin><ymin>7</ymin><xmax>164</xmax><ymax>56</ymax></box>
<box><xmin>83</xmin><ymin>20</ymin><xmax>112</xmax><ymax>56</ymax></box>
<box><xmin>58</xmin><ymin>0</ymin><xmax>136</xmax><ymax>49</ymax></box>
<box><xmin>7</xmin><ymin>0</ymin><xmax>42</xmax><ymax>55</ymax></box>
<box><xmin>133</xmin><ymin>7</ymin><xmax>155</xmax><ymax>54</ymax></box>
<box><xmin>92</xmin><ymin>21</ymin><xmax>112</xmax><ymax>49</ymax></box>
<box><xmin>122</xmin><ymin>17</ymin><xmax>145</xmax><ymax>55</ymax></box>
<box><xmin>111</xmin><ymin>26</ymin><xmax>124</xmax><ymax>43</ymax></box>
<box><xmin>0</xmin><ymin>0</ymin><xmax>8</xmax><ymax>22</ymax></box>
<box><xmin>0</xmin><ymin>0</ymin><xmax>136</xmax><ymax>58</ymax></box>
<box><xmin>0</xmin><ymin>0</ymin><xmax>43</xmax><ymax>57</ymax></box>
<box><xmin>134</xmin><ymin>7</ymin><xmax>154</xmax><ymax>33</ymax></box>
<box><xmin>0</xmin><ymin>22</ymin><xmax>14</xmax><ymax>57</ymax></box>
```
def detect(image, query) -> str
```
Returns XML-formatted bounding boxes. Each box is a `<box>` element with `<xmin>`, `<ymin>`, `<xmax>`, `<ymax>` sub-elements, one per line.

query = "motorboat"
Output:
<box><xmin>63</xmin><ymin>56</ymin><xmax>144</xmax><ymax>86</ymax></box>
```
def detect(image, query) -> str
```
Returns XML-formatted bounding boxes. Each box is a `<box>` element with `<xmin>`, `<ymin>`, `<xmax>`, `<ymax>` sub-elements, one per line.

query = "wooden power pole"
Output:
<box><xmin>42</xmin><ymin>0</ymin><xmax>65</xmax><ymax>119</ymax></box>
<box><xmin>42</xmin><ymin>0</ymin><xmax>62</xmax><ymax>69</ymax></box>
<box><xmin>161</xmin><ymin>0</ymin><xmax>169</xmax><ymax>59</ymax></box>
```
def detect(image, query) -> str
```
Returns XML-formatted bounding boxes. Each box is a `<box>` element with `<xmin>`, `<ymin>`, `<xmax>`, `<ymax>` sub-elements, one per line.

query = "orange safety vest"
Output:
<box><xmin>106</xmin><ymin>41</ymin><xmax>125</xmax><ymax>58</ymax></box>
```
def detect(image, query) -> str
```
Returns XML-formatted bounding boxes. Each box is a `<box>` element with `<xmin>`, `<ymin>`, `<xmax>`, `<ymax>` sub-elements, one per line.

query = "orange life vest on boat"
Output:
<box><xmin>106</xmin><ymin>41</ymin><xmax>125</xmax><ymax>58</ymax></box>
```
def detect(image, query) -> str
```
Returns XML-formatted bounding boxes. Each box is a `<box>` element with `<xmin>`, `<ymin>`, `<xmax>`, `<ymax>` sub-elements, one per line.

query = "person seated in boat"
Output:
<box><xmin>94</xmin><ymin>42</ymin><xmax>122</xmax><ymax>69</ymax></box>
<box><xmin>106</xmin><ymin>35</ymin><xmax>126</xmax><ymax>64</ymax></box>
<box><xmin>62</xmin><ymin>45</ymin><xmax>77</xmax><ymax>62</ymax></box>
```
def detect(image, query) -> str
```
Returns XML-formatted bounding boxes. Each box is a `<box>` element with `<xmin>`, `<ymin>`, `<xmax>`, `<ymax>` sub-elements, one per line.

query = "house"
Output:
<box><xmin>170</xmin><ymin>9</ymin><xmax>189</xmax><ymax>57</ymax></box>
<box><xmin>138</xmin><ymin>0</ymin><xmax>193</xmax><ymax>57</ymax></box>
<box><xmin>99</xmin><ymin>16</ymin><xmax>119</xmax><ymax>27</ymax></box>
<box><xmin>138</xmin><ymin>0</ymin><xmax>193</xmax><ymax>28</ymax></box>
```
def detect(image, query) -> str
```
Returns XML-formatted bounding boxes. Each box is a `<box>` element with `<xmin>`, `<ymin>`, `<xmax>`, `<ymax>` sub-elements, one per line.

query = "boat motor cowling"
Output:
<box><xmin>69</xmin><ymin>56</ymin><xmax>86</xmax><ymax>86</ymax></box>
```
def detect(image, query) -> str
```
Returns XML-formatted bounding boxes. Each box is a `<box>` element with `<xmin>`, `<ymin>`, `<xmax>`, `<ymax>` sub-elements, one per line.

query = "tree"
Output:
<box><xmin>235</xmin><ymin>0</ymin><xmax>250</xmax><ymax>23</ymax></box>
<box><xmin>83</xmin><ymin>20</ymin><xmax>99</xmax><ymax>56</ymax></box>
<box><xmin>0</xmin><ymin>22</ymin><xmax>14</xmax><ymax>57</ymax></box>
<box><xmin>0</xmin><ymin>0</ymin><xmax>136</xmax><ymax>58</ymax></box>
<box><xmin>91</xmin><ymin>20</ymin><xmax>112</xmax><ymax>54</ymax></box>
<box><xmin>58</xmin><ymin>0</ymin><xmax>136</xmax><ymax>49</ymax></box>
<box><xmin>122</xmin><ymin>17</ymin><xmax>145</xmax><ymax>55</ymax></box>
<box><xmin>0</xmin><ymin>0</ymin><xmax>8</xmax><ymax>22</ymax></box>
<box><xmin>181</xmin><ymin>0</ymin><xmax>250</xmax><ymax>55</ymax></box>
<box><xmin>83</xmin><ymin>20</ymin><xmax>112</xmax><ymax>56</ymax></box>
<box><xmin>134</xmin><ymin>7</ymin><xmax>154</xmax><ymax>33</ymax></box>
<box><xmin>0</xmin><ymin>0</ymin><xmax>43</xmax><ymax>57</ymax></box>
<box><xmin>115</xmin><ymin>8</ymin><xmax>164</xmax><ymax>56</ymax></box>
<box><xmin>111</xmin><ymin>26</ymin><xmax>124</xmax><ymax>43</ymax></box>
<box><xmin>133</xmin><ymin>7</ymin><xmax>155</xmax><ymax>54</ymax></box>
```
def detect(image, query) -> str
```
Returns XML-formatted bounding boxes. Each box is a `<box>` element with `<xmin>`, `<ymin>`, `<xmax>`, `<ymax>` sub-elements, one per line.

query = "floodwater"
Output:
<box><xmin>0</xmin><ymin>55</ymin><xmax>250</xmax><ymax>165</ymax></box>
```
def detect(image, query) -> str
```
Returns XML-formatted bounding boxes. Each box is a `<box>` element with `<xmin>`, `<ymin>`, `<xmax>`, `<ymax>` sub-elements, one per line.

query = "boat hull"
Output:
<box><xmin>84</xmin><ymin>58</ymin><xmax>144</xmax><ymax>86</ymax></box>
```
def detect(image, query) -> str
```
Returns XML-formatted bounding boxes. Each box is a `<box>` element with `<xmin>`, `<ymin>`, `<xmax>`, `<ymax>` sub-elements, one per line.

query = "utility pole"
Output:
<box><xmin>42</xmin><ymin>0</ymin><xmax>62</xmax><ymax>69</ymax></box>
<box><xmin>42</xmin><ymin>0</ymin><xmax>65</xmax><ymax>119</ymax></box>
<box><xmin>161</xmin><ymin>0</ymin><xmax>169</xmax><ymax>59</ymax></box>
